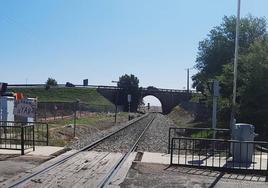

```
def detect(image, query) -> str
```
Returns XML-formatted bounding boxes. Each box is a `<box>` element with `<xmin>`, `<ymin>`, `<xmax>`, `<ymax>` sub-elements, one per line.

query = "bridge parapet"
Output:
<box><xmin>7</xmin><ymin>84</ymin><xmax>197</xmax><ymax>93</ymax></box>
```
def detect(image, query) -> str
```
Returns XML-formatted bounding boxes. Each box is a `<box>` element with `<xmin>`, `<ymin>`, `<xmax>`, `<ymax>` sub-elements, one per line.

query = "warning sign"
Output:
<box><xmin>13</xmin><ymin>98</ymin><xmax>37</xmax><ymax>118</ymax></box>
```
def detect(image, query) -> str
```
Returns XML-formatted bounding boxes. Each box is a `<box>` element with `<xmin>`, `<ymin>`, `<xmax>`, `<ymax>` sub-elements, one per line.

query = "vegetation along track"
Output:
<box><xmin>7</xmin><ymin>113</ymin><xmax>155</xmax><ymax>188</ymax></box>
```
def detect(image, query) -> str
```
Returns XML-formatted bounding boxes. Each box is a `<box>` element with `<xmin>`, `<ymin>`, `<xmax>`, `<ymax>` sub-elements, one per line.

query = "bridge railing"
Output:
<box><xmin>7</xmin><ymin>84</ymin><xmax>101</xmax><ymax>89</ymax></box>
<box><xmin>142</xmin><ymin>88</ymin><xmax>197</xmax><ymax>93</ymax></box>
<box><xmin>7</xmin><ymin>84</ymin><xmax>198</xmax><ymax>93</ymax></box>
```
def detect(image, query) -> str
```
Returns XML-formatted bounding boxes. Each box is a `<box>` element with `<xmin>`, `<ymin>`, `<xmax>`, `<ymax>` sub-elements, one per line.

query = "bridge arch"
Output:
<box><xmin>140</xmin><ymin>89</ymin><xmax>191</xmax><ymax>114</ymax></box>
<box><xmin>141</xmin><ymin>95</ymin><xmax>163</xmax><ymax>113</ymax></box>
<box><xmin>97</xmin><ymin>86</ymin><xmax>191</xmax><ymax>115</ymax></box>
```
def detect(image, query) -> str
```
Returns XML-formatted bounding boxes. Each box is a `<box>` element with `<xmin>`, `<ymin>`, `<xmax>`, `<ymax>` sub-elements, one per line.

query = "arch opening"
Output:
<box><xmin>139</xmin><ymin>95</ymin><xmax>162</xmax><ymax>113</ymax></box>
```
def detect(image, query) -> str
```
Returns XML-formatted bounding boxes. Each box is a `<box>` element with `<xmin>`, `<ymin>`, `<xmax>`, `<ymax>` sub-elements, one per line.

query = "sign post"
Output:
<box><xmin>127</xmin><ymin>94</ymin><xmax>131</xmax><ymax>120</ymax></box>
<box><xmin>73</xmin><ymin>100</ymin><xmax>79</xmax><ymax>138</ymax></box>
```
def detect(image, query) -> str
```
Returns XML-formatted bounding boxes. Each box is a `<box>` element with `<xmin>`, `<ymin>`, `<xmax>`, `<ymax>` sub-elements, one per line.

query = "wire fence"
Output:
<box><xmin>36</xmin><ymin>102</ymin><xmax>116</xmax><ymax>122</ymax></box>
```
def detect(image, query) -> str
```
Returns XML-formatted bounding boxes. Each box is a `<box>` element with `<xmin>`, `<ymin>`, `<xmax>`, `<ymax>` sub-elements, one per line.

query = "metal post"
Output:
<box><xmin>168</xmin><ymin>128</ymin><xmax>171</xmax><ymax>154</ymax></box>
<box><xmin>21</xmin><ymin>124</ymin><xmax>24</xmax><ymax>155</ymax></box>
<box><xmin>127</xmin><ymin>94</ymin><xmax>131</xmax><ymax>121</ymax></box>
<box><xmin>230</xmin><ymin>0</ymin><xmax>241</xmax><ymax>129</ymax></box>
<box><xmin>33</xmin><ymin>124</ymin><xmax>35</xmax><ymax>151</ymax></box>
<box><xmin>115</xmin><ymin>89</ymin><xmax>118</xmax><ymax>123</ymax></box>
<box><xmin>46</xmin><ymin>123</ymin><xmax>49</xmax><ymax>146</ymax></box>
<box><xmin>170</xmin><ymin>138</ymin><xmax>174</xmax><ymax>165</ymax></box>
<box><xmin>212</xmin><ymin>96</ymin><xmax>217</xmax><ymax>138</ymax></box>
<box><xmin>73</xmin><ymin>101</ymin><xmax>78</xmax><ymax>138</ymax></box>
<box><xmin>128</xmin><ymin>102</ymin><xmax>131</xmax><ymax>121</ymax></box>
<box><xmin>212</xmin><ymin>80</ymin><xmax>219</xmax><ymax>139</ymax></box>
<box><xmin>45</xmin><ymin>103</ymin><xmax>47</xmax><ymax>122</ymax></box>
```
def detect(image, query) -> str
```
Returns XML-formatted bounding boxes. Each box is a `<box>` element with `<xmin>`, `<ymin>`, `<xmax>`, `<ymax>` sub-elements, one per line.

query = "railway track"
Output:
<box><xmin>8</xmin><ymin>113</ymin><xmax>156</xmax><ymax>188</ymax></box>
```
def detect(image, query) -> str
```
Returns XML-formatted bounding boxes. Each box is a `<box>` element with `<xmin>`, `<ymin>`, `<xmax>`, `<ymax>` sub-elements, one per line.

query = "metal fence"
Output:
<box><xmin>168</xmin><ymin>127</ymin><xmax>230</xmax><ymax>153</ymax></box>
<box><xmin>170</xmin><ymin>137</ymin><xmax>268</xmax><ymax>174</ymax></box>
<box><xmin>37</xmin><ymin>102</ymin><xmax>116</xmax><ymax>121</ymax></box>
<box><xmin>0</xmin><ymin>121</ymin><xmax>48</xmax><ymax>155</ymax></box>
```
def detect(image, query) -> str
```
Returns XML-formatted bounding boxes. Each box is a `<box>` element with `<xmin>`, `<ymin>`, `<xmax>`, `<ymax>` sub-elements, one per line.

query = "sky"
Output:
<box><xmin>1</xmin><ymin>0</ymin><xmax>268</xmax><ymax>105</ymax></box>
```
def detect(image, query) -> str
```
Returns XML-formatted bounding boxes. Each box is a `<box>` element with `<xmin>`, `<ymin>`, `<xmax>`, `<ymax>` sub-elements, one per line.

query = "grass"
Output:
<box><xmin>7</xmin><ymin>87</ymin><xmax>129</xmax><ymax>146</ymax></box>
<box><xmin>168</xmin><ymin>106</ymin><xmax>195</xmax><ymax>127</ymax></box>
<box><xmin>8</xmin><ymin>88</ymin><xmax>113</xmax><ymax>106</ymax></box>
<box><xmin>191</xmin><ymin>130</ymin><xmax>213</xmax><ymax>139</ymax></box>
<box><xmin>168</xmin><ymin>106</ymin><xmax>216</xmax><ymax>129</ymax></box>
<box><xmin>46</xmin><ymin>112</ymin><xmax>129</xmax><ymax>146</ymax></box>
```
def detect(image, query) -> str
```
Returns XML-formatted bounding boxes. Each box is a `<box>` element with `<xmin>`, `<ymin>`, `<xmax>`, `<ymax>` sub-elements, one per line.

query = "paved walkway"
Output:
<box><xmin>121</xmin><ymin>162</ymin><xmax>268</xmax><ymax>188</ymax></box>
<box><xmin>132</xmin><ymin>152</ymin><xmax>268</xmax><ymax>188</ymax></box>
<box><xmin>0</xmin><ymin>146</ymin><xmax>64</xmax><ymax>156</ymax></box>
<box><xmin>142</xmin><ymin>152</ymin><xmax>268</xmax><ymax>171</ymax></box>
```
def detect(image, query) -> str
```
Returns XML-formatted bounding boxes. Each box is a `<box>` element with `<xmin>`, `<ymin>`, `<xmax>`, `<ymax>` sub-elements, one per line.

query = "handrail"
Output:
<box><xmin>169</xmin><ymin>127</ymin><xmax>229</xmax><ymax>131</ymax></box>
<box><xmin>172</xmin><ymin>136</ymin><xmax>268</xmax><ymax>144</ymax></box>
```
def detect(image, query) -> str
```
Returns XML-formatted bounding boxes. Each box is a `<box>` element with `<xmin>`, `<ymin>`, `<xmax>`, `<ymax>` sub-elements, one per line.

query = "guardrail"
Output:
<box><xmin>168</xmin><ymin>127</ymin><xmax>230</xmax><ymax>153</ymax></box>
<box><xmin>0</xmin><ymin>121</ymin><xmax>49</xmax><ymax>155</ymax></box>
<box><xmin>170</xmin><ymin>137</ymin><xmax>268</xmax><ymax>174</ymax></box>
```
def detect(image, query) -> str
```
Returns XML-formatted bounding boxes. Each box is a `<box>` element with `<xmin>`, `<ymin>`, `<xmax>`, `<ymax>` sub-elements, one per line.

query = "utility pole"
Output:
<box><xmin>187</xmin><ymin>68</ymin><xmax>190</xmax><ymax>93</ymax></box>
<box><xmin>230</xmin><ymin>0</ymin><xmax>241</xmax><ymax>130</ymax></box>
<box><xmin>185</xmin><ymin>68</ymin><xmax>193</xmax><ymax>93</ymax></box>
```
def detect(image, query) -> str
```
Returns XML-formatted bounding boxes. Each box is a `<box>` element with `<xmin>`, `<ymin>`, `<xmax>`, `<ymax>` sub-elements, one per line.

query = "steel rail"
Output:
<box><xmin>97</xmin><ymin>114</ymin><xmax>156</xmax><ymax>188</ymax></box>
<box><xmin>7</xmin><ymin>113</ymin><xmax>150</xmax><ymax>188</ymax></box>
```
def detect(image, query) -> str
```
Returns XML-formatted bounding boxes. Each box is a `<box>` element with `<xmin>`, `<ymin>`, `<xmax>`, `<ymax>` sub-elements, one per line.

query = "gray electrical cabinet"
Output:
<box><xmin>0</xmin><ymin>96</ymin><xmax>15</xmax><ymax>123</ymax></box>
<box><xmin>231</xmin><ymin>123</ymin><xmax>256</xmax><ymax>163</ymax></box>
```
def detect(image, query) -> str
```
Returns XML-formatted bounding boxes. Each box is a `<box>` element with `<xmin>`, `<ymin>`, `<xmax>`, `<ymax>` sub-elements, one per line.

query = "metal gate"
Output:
<box><xmin>0</xmin><ymin>121</ymin><xmax>49</xmax><ymax>155</ymax></box>
<box><xmin>170</xmin><ymin>133</ymin><xmax>268</xmax><ymax>174</ymax></box>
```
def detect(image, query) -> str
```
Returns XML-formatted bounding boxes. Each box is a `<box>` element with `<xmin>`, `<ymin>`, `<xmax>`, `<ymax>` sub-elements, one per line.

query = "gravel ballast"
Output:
<box><xmin>137</xmin><ymin>113</ymin><xmax>176</xmax><ymax>153</ymax></box>
<box><xmin>68</xmin><ymin>113</ymin><xmax>177</xmax><ymax>154</ymax></box>
<box><xmin>93</xmin><ymin>114</ymin><xmax>154</xmax><ymax>153</ymax></box>
<box><xmin>68</xmin><ymin>114</ymin><xmax>149</xmax><ymax>150</ymax></box>
<box><xmin>69</xmin><ymin>113</ymin><xmax>177</xmax><ymax>153</ymax></box>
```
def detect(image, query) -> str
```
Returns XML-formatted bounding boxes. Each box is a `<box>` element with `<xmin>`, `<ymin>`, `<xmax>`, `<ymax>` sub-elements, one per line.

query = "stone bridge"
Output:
<box><xmin>97</xmin><ymin>86</ymin><xmax>192</xmax><ymax>114</ymax></box>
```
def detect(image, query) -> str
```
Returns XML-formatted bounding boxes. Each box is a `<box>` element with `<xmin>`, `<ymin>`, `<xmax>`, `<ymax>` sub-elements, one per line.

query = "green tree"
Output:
<box><xmin>193</xmin><ymin>15</ymin><xmax>267</xmax><ymax>98</ymax></box>
<box><xmin>193</xmin><ymin>15</ymin><xmax>268</xmax><ymax>134</ymax></box>
<box><xmin>45</xmin><ymin>78</ymin><xmax>58</xmax><ymax>89</ymax></box>
<box><xmin>235</xmin><ymin>39</ymin><xmax>268</xmax><ymax>135</ymax></box>
<box><xmin>118</xmin><ymin>74</ymin><xmax>141</xmax><ymax>112</ymax></box>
